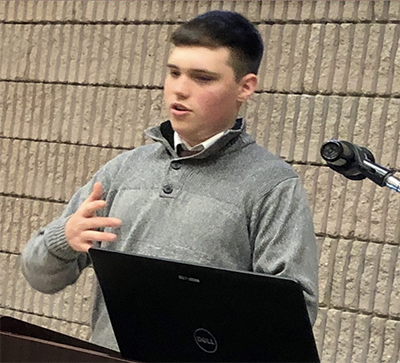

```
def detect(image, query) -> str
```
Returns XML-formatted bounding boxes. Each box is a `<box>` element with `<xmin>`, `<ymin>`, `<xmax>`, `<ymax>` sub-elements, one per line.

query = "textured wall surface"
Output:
<box><xmin>1</xmin><ymin>1</ymin><xmax>400</xmax><ymax>362</ymax></box>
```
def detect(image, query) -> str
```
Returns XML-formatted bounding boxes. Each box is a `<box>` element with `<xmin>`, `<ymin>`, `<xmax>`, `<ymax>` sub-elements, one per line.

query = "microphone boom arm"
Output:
<box><xmin>321</xmin><ymin>139</ymin><xmax>400</xmax><ymax>194</ymax></box>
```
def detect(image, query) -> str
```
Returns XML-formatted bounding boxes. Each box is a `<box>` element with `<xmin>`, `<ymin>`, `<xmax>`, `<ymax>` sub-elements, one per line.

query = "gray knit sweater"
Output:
<box><xmin>21</xmin><ymin>119</ymin><xmax>318</xmax><ymax>352</ymax></box>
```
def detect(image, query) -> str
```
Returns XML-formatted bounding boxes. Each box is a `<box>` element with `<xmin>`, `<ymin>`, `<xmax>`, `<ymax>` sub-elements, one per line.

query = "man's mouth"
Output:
<box><xmin>171</xmin><ymin>103</ymin><xmax>190</xmax><ymax>112</ymax></box>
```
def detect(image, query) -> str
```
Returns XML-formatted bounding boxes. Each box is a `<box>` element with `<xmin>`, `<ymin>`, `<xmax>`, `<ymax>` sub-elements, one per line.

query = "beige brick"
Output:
<box><xmin>30</xmin><ymin>0</ymin><xmax>49</xmax><ymax>21</ymax></box>
<box><xmin>243</xmin><ymin>1</ymin><xmax>262</xmax><ymax>22</ymax></box>
<box><xmin>303</xmin><ymin>24</ymin><xmax>325</xmax><ymax>93</ymax></box>
<box><xmin>344</xmin><ymin>241</ymin><xmax>367</xmax><ymax>310</ymax></box>
<box><xmin>327</xmin><ymin>0</ymin><xmax>345</xmax><ymax>21</ymax></box>
<box><xmin>317</xmin><ymin>24</ymin><xmax>339</xmax><ymax>94</ymax></box>
<box><xmin>313</xmin><ymin>168</ymin><xmax>347</xmax><ymax>237</ymax></box>
<box><xmin>54</xmin><ymin>1</ymin><xmax>75</xmax><ymax>22</ymax></box>
<box><xmin>389</xmin><ymin>252</ymin><xmax>400</xmax><ymax>318</ymax></box>
<box><xmin>69</xmin><ymin>25</ymin><xmax>91</xmax><ymax>84</ymax></box>
<box><xmin>252</xmin><ymin>93</ymin><xmax>279</xmax><ymax>152</ymax></box>
<box><xmin>377</xmin><ymin>24</ymin><xmax>400</xmax><ymax>95</ymax></box>
<box><xmin>336</xmin><ymin>312</ymin><xmax>357</xmax><ymax>363</ymax></box>
<box><xmin>388</xmin><ymin>1</ymin><xmax>400</xmax><ymax>21</ymax></box>
<box><xmin>314</xmin><ymin>1</ymin><xmax>329</xmax><ymax>21</ymax></box>
<box><xmin>313</xmin><ymin>307</ymin><xmax>327</xmax><ymax>356</ymax></box>
<box><xmin>343</xmin><ymin>1</ymin><xmax>361</xmax><ymax>21</ymax></box>
<box><xmin>299</xmin><ymin>1</ymin><xmax>316</xmax><ymax>21</ymax></box>
<box><xmin>316</xmin><ymin>96</ymin><xmax>342</xmax><ymax>147</ymax></box>
<box><xmin>6</xmin><ymin>25</ymin><xmax>29</xmax><ymax>79</ymax></box>
<box><xmin>140</xmin><ymin>89</ymin><xmax>165</xmax><ymax>142</ymax></box>
<box><xmin>154</xmin><ymin>25</ymin><xmax>175</xmax><ymax>87</ymax></box>
<box><xmin>359</xmin><ymin>185</ymin><xmax>400</xmax><ymax>243</ymax></box>
<box><xmin>351</xmin><ymin>314</ymin><xmax>371</xmax><ymax>363</ymax></box>
<box><xmin>289</xmin><ymin>25</ymin><xmax>311</xmax><ymax>93</ymax></box>
<box><xmin>141</xmin><ymin>25</ymin><xmax>168</xmax><ymax>87</ymax></box>
<box><xmin>256</xmin><ymin>24</ymin><xmax>270</xmax><ymax>91</ymax></box>
<box><xmin>88</xmin><ymin>0</ymin><xmax>109</xmax><ymax>22</ymax></box>
<box><xmin>260</xmin><ymin>1</ymin><xmax>276</xmax><ymax>21</ymax></box>
<box><xmin>278</xmin><ymin>94</ymin><xmax>301</xmax><ymax>161</ymax></box>
<box><xmin>308</xmin><ymin>167</ymin><xmax>332</xmax><ymax>234</ymax></box>
<box><xmin>0</xmin><ymin>253</ymin><xmax>18</xmax><ymax>307</ymax></box>
<box><xmin>0</xmin><ymin>1</ymin><xmax>7</xmax><ymax>21</ymax></box>
<box><xmin>292</xmin><ymin>95</ymin><xmax>315</xmax><ymax>162</ymax></box>
<box><xmin>23</xmin><ymin>0</ymin><xmax>36</xmax><ymax>22</ymax></box>
<box><xmin>79</xmin><ymin>1</ymin><xmax>96</xmax><ymax>22</ymax></box>
<box><xmin>273</xmin><ymin>24</ymin><xmax>296</xmax><ymax>92</ymax></box>
<box><xmin>285</xmin><ymin>1</ymin><xmax>302</xmax><ymax>20</ymax></box>
<box><xmin>374</xmin><ymin>1</ymin><xmax>390</xmax><ymax>21</ymax></box>
<box><xmin>331</xmin><ymin>239</ymin><xmax>352</xmax><ymax>308</ymax></box>
<box><xmin>0</xmin><ymin>24</ymin><xmax>14</xmax><ymax>79</ymax></box>
<box><xmin>2</xmin><ymin>0</ymin><xmax>19</xmax><ymax>21</ymax></box>
<box><xmin>127</xmin><ymin>25</ymin><xmax>150</xmax><ymax>86</ymax></box>
<box><xmin>1</xmin><ymin>82</ymin><xmax>16</xmax><ymax>137</ymax></box>
<box><xmin>381</xmin><ymin>320</ymin><xmax>400</xmax><ymax>363</ymax></box>
<box><xmin>0</xmin><ymin>197</ymin><xmax>15</xmax><ymax>252</ymax></box>
<box><xmin>174</xmin><ymin>0</ymin><xmax>202</xmax><ymax>22</ymax></box>
<box><xmin>0</xmin><ymin>23</ymin><xmax>6</xmax><ymax>78</ymax></box>
<box><xmin>361</xmin><ymin>24</ymin><xmax>384</xmax><ymax>95</ymax></box>
<box><xmin>357</xmin><ymin>1</ymin><xmax>374</xmax><ymax>21</ymax></box>
<box><xmin>359</xmin><ymin>242</ymin><xmax>381</xmax><ymax>313</ymax></box>
<box><xmin>238</xmin><ymin>93</ymin><xmax>260</xmax><ymax>138</ymax></box>
<box><xmin>374</xmin><ymin>245</ymin><xmax>398</xmax><ymax>315</ymax></box>
<box><xmin>319</xmin><ymin>309</ymin><xmax>341</xmax><ymax>363</ymax></box>
<box><xmin>317</xmin><ymin>237</ymin><xmax>337</xmax><ymax>306</ymax></box>
<box><xmin>340</xmin><ymin>178</ymin><xmax>367</xmax><ymax>238</ymax></box>
<box><xmin>386</xmin><ymin>193</ymin><xmax>400</xmax><ymax>246</ymax></box>
<box><xmin>274</xmin><ymin>1</ymin><xmax>290</xmax><ymax>21</ymax></box>
<box><xmin>262</xmin><ymin>24</ymin><xmax>285</xmax><ymax>91</ymax></box>
<box><xmin>347</xmin><ymin>24</ymin><xmax>371</xmax><ymax>94</ymax></box>
<box><xmin>331</xmin><ymin>24</ymin><xmax>355</xmax><ymax>94</ymax></box>
<box><xmin>367</xmin><ymin>317</ymin><xmax>386</xmax><ymax>363</ymax></box>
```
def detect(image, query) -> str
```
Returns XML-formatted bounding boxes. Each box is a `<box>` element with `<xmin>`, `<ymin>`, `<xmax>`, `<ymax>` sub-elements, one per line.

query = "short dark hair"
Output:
<box><xmin>170</xmin><ymin>11</ymin><xmax>264</xmax><ymax>81</ymax></box>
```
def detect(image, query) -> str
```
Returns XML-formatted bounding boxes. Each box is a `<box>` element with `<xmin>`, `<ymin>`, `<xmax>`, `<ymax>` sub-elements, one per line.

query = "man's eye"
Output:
<box><xmin>169</xmin><ymin>70</ymin><xmax>180</xmax><ymax>78</ymax></box>
<box><xmin>195</xmin><ymin>76</ymin><xmax>213</xmax><ymax>83</ymax></box>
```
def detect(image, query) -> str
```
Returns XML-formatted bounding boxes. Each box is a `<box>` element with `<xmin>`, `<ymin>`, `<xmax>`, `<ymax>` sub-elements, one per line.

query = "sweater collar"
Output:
<box><xmin>145</xmin><ymin>118</ymin><xmax>253</xmax><ymax>159</ymax></box>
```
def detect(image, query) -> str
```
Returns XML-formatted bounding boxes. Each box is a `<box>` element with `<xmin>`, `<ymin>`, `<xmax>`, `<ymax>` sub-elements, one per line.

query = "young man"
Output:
<box><xmin>21</xmin><ymin>11</ymin><xmax>318</xmax><ymax>352</ymax></box>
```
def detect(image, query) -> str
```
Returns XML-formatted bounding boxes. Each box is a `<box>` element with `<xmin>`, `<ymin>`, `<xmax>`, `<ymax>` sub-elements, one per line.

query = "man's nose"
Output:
<box><xmin>173</xmin><ymin>76</ymin><xmax>190</xmax><ymax>99</ymax></box>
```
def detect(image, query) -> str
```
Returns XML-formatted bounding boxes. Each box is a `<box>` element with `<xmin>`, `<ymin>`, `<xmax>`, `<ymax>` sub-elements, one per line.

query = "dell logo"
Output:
<box><xmin>194</xmin><ymin>328</ymin><xmax>218</xmax><ymax>353</ymax></box>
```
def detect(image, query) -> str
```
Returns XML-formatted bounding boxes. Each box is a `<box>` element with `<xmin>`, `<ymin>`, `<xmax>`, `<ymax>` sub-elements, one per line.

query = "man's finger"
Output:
<box><xmin>81</xmin><ymin>230</ymin><xmax>118</xmax><ymax>242</ymax></box>
<box><xmin>83</xmin><ymin>217</ymin><xmax>122</xmax><ymax>230</ymax></box>
<box><xmin>81</xmin><ymin>200</ymin><xmax>107</xmax><ymax>217</ymax></box>
<box><xmin>87</xmin><ymin>182</ymin><xmax>103</xmax><ymax>203</ymax></box>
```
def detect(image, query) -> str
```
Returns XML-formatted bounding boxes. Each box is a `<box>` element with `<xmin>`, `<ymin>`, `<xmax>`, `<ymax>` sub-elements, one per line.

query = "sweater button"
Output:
<box><xmin>163</xmin><ymin>184</ymin><xmax>173</xmax><ymax>194</ymax></box>
<box><xmin>171</xmin><ymin>161</ymin><xmax>181</xmax><ymax>170</ymax></box>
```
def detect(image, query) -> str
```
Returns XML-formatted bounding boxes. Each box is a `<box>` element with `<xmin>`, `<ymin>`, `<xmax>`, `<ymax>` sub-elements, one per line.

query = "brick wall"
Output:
<box><xmin>1</xmin><ymin>1</ymin><xmax>399</xmax><ymax>362</ymax></box>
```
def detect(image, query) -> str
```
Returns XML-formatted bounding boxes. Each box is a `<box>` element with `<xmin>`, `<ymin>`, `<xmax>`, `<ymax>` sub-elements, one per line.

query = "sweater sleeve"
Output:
<box><xmin>20</xmin><ymin>150</ymin><xmax>130</xmax><ymax>294</ymax></box>
<box><xmin>20</xmin><ymin>179</ymin><xmax>97</xmax><ymax>294</ymax></box>
<box><xmin>250</xmin><ymin>177</ymin><xmax>319</xmax><ymax>325</ymax></box>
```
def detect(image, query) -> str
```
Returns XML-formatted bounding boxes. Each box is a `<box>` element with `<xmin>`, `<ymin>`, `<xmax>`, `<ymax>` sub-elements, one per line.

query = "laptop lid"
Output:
<box><xmin>89</xmin><ymin>247</ymin><xmax>320</xmax><ymax>363</ymax></box>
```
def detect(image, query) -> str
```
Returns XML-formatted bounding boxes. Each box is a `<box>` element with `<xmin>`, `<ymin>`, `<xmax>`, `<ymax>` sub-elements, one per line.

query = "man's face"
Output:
<box><xmin>164</xmin><ymin>46</ymin><xmax>244</xmax><ymax>147</ymax></box>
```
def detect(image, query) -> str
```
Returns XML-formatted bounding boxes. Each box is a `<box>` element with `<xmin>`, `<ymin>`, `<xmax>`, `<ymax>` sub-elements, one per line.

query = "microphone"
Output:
<box><xmin>320</xmin><ymin>140</ymin><xmax>374</xmax><ymax>180</ymax></box>
<box><xmin>320</xmin><ymin>139</ymin><xmax>400</xmax><ymax>192</ymax></box>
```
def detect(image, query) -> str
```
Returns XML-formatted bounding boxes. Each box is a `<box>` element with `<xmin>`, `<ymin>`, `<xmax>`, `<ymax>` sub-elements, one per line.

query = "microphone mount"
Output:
<box><xmin>320</xmin><ymin>139</ymin><xmax>400</xmax><ymax>193</ymax></box>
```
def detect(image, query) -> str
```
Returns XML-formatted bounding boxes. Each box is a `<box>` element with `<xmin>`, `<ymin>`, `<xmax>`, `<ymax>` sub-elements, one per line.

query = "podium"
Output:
<box><xmin>0</xmin><ymin>316</ymin><xmax>137</xmax><ymax>362</ymax></box>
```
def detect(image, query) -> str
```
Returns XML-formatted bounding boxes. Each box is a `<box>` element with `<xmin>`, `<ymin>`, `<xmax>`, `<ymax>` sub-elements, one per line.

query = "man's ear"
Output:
<box><xmin>237</xmin><ymin>74</ymin><xmax>258</xmax><ymax>103</ymax></box>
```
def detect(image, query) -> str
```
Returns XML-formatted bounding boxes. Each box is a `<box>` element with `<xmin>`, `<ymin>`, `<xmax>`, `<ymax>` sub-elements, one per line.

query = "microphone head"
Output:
<box><xmin>320</xmin><ymin>140</ymin><xmax>346</xmax><ymax>164</ymax></box>
<box><xmin>320</xmin><ymin>139</ymin><xmax>366</xmax><ymax>180</ymax></box>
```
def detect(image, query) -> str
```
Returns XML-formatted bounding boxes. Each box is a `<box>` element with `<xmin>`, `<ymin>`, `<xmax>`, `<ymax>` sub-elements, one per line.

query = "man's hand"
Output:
<box><xmin>65</xmin><ymin>182</ymin><xmax>122</xmax><ymax>252</ymax></box>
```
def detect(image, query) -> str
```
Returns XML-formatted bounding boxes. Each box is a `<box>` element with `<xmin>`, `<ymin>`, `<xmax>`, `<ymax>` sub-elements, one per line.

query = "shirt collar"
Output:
<box><xmin>174</xmin><ymin>130</ymin><xmax>227</xmax><ymax>152</ymax></box>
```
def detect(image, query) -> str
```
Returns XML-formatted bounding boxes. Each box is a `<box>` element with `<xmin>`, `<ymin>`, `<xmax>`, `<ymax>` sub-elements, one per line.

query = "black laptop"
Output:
<box><xmin>89</xmin><ymin>247</ymin><xmax>320</xmax><ymax>363</ymax></box>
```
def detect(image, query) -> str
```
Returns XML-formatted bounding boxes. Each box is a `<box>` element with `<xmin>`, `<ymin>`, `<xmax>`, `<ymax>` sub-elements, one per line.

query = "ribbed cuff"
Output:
<box><xmin>44</xmin><ymin>217</ymin><xmax>82</xmax><ymax>261</ymax></box>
